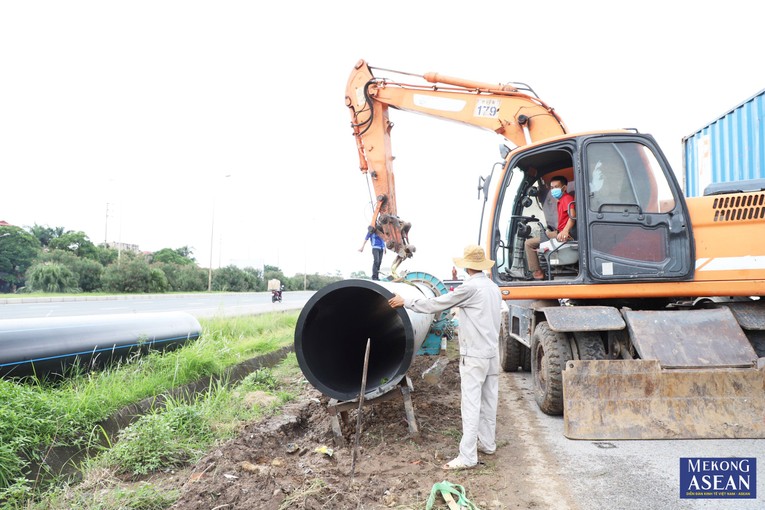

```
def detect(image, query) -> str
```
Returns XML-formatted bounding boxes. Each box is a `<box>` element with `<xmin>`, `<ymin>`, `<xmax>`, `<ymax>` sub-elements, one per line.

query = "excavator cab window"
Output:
<box><xmin>493</xmin><ymin>146</ymin><xmax>580</xmax><ymax>282</ymax></box>
<box><xmin>586</xmin><ymin>142</ymin><xmax>675</xmax><ymax>214</ymax></box>
<box><xmin>582</xmin><ymin>139</ymin><xmax>692</xmax><ymax>280</ymax></box>
<box><xmin>494</xmin><ymin>163</ymin><xmax>529</xmax><ymax>279</ymax></box>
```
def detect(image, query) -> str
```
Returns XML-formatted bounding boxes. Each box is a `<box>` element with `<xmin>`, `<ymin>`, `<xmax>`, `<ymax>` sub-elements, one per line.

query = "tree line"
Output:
<box><xmin>0</xmin><ymin>224</ymin><xmax>344</xmax><ymax>294</ymax></box>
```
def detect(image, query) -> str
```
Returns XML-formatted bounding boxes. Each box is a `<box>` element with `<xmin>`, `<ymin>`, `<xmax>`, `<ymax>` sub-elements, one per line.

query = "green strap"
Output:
<box><xmin>425</xmin><ymin>480</ymin><xmax>480</xmax><ymax>510</ymax></box>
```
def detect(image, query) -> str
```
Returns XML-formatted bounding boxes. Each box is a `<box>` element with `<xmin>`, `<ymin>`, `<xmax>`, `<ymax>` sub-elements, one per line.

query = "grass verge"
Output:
<box><xmin>0</xmin><ymin>311</ymin><xmax>300</xmax><ymax>508</ymax></box>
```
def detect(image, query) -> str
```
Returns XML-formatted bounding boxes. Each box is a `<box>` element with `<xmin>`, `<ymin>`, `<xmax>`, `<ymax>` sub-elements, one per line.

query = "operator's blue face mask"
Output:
<box><xmin>551</xmin><ymin>188</ymin><xmax>564</xmax><ymax>199</ymax></box>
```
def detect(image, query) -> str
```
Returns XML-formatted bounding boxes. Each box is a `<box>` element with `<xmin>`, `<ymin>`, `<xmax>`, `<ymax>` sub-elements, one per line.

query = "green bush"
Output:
<box><xmin>73</xmin><ymin>257</ymin><xmax>104</xmax><ymax>292</ymax></box>
<box><xmin>0</xmin><ymin>225</ymin><xmax>42</xmax><ymax>292</ymax></box>
<box><xmin>211</xmin><ymin>264</ymin><xmax>257</xmax><ymax>291</ymax></box>
<box><xmin>147</xmin><ymin>267</ymin><xmax>169</xmax><ymax>293</ymax></box>
<box><xmin>33</xmin><ymin>249</ymin><xmax>104</xmax><ymax>292</ymax></box>
<box><xmin>174</xmin><ymin>264</ymin><xmax>207</xmax><ymax>291</ymax></box>
<box><xmin>101</xmin><ymin>257</ymin><xmax>165</xmax><ymax>293</ymax></box>
<box><xmin>155</xmin><ymin>262</ymin><xmax>207</xmax><ymax>292</ymax></box>
<box><xmin>25</xmin><ymin>262</ymin><xmax>79</xmax><ymax>293</ymax></box>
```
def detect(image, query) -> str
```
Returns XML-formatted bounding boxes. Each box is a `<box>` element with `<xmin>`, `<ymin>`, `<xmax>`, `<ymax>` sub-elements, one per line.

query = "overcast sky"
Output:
<box><xmin>1</xmin><ymin>1</ymin><xmax>761</xmax><ymax>280</ymax></box>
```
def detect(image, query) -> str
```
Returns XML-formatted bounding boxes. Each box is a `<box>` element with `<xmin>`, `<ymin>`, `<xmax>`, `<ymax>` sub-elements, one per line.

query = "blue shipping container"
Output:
<box><xmin>682</xmin><ymin>89</ymin><xmax>765</xmax><ymax>197</ymax></box>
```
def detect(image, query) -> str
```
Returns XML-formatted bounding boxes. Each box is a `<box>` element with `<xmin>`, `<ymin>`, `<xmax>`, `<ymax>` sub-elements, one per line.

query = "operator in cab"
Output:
<box><xmin>524</xmin><ymin>175</ymin><xmax>576</xmax><ymax>280</ymax></box>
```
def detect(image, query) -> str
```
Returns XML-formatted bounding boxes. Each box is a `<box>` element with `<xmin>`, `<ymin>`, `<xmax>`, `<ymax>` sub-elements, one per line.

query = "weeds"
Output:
<box><xmin>278</xmin><ymin>478</ymin><xmax>328</xmax><ymax>510</ymax></box>
<box><xmin>240</xmin><ymin>367</ymin><xmax>279</xmax><ymax>391</ymax></box>
<box><xmin>97</xmin><ymin>361</ymin><xmax>300</xmax><ymax>479</ymax></box>
<box><xmin>98</xmin><ymin>398</ymin><xmax>212</xmax><ymax>476</ymax></box>
<box><xmin>39</xmin><ymin>480</ymin><xmax>179</xmax><ymax>510</ymax></box>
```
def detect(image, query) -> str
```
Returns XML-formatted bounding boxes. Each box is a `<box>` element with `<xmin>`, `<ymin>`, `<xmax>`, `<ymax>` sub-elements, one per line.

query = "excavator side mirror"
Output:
<box><xmin>478</xmin><ymin>160</ymin><xmax>506</xmax><ymax>201</ymax></box>
<box><xmin>499</xmin><ymin>144</ymin><xmax>511</xmax><ymax>159</ymax></box>
<box><xmin>477</xmin><ymin>174</ymin><xmax>492</xmax><ymax>201</ymax></box>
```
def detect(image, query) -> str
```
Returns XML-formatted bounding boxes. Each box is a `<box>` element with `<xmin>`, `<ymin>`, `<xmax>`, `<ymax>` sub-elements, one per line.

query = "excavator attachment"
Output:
<box><xmin>563</xmin><ymin>308</ymin><xmax>765</xmax><ymax>439</ymax></box>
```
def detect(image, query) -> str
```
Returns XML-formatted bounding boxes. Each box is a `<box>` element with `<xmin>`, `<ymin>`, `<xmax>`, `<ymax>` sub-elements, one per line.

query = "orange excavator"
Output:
<box><xmin>346</xmin><ymin>59</ymin><xmax>765</xmax><ymax>439</ymax></box>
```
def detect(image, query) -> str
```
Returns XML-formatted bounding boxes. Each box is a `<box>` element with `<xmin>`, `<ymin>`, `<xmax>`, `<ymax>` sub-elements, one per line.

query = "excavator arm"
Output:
<box><xmin>345</xmin><ymin>59</ymin><xmax>567</xmax><ymax>274</ymax></box>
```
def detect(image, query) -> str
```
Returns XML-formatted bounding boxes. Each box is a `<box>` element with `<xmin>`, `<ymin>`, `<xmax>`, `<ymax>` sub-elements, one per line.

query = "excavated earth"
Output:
<box><xmin>129</xmin><ymin>353</ymin><xmax>549</xmax><ymax>510</ymax></box>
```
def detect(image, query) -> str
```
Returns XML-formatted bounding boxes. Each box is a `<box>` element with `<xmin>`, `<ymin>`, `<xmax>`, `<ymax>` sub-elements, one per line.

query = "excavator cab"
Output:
<box><xmin>493</xmin><ymin>135</ymin><xmax>695</xmax><ymax>285</ymax></box>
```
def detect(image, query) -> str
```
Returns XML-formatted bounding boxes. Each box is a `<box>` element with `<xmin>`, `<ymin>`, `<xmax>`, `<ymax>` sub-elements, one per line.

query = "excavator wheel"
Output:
<box><xmin>531</xmin><ymin>321</ymin><xmax>573</xmax><ymax>415</ymax></box>
<box><xmin>522</xmin><ymin>345</ymin><xmax>532</xmax><ymax>371</ymax></box>
<box><xmin>499</xmin><ymin>316</ymin><xmax>523</xmax><ymax>372</ymax></box>
<box><xmin>573</xmin><ymin>332</ymin><xmax>607</xmax><ymax>360</ymax></box>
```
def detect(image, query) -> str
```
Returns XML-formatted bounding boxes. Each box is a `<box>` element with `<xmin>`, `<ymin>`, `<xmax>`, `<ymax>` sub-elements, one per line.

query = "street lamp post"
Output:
<box><xmin>207</xmin><ymin>202</ymin><xmax>215</xmax><ymax>292</ymax></box>
<box><xmin>104</xmin><ymin>202</ymin><xmax>109</xmax><ymax>245</ymax></box>
<box><xmin>208</xmin><ymin>174</ymin><xmax>231</xmax><ymax>292</ymax></box>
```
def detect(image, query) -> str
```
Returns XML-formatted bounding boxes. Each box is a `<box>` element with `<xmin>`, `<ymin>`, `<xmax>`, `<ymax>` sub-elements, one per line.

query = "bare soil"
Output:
<box><xmin>142</xmin><ymin>353</ymin><xmax>547</xmax><ymax>510</ymax></box>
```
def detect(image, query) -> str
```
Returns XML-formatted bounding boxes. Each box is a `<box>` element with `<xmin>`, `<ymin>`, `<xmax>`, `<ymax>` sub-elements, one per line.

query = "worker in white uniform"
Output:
<box><xmin>388</xmin><ymin>244</ymin><xmax>502</xmax><ymax>470</ymax></box>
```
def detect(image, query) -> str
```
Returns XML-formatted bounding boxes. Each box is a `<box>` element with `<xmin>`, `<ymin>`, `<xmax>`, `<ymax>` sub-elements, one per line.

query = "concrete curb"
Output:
<box><xmin>0</xmin><ymin>292</ymin><xmax>265</xmax><ymax>305</ymax></box>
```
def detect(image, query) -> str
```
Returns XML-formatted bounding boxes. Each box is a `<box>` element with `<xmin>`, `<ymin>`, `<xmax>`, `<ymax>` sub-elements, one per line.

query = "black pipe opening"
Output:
<box><xmin>294</xmin><ymin>280</ymin><xmax>414</xmax><ymax>401</ymax></box>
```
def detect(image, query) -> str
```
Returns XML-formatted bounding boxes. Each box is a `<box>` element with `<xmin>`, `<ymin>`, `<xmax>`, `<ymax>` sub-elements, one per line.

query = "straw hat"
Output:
<box><xmin>453</xmin><ymin>245</ymin><xmax>495</xmax><ymax>271</ymax></box>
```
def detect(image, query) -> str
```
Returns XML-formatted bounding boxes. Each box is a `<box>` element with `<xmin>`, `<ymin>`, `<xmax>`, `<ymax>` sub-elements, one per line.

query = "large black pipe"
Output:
<box><xmin>294</xmin><ymin>278</ymin><xmax>435</xmax><ymax>401</ymax></box>
<box><xmin>0</xmin><ymin>312</ymin><xmax>201</xmax><ymax>378</ymax></box>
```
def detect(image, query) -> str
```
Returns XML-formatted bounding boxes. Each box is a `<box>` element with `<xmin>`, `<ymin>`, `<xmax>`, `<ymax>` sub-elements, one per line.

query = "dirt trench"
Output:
<box><xmin>157</xmin><ymin>354</ymin><xmax>570</xmax><ymax>510</ymax></box>
<box><xmin>28</xmin><ymin>346</ymin><xmax>295</xmax><ymax>487</ymax></box>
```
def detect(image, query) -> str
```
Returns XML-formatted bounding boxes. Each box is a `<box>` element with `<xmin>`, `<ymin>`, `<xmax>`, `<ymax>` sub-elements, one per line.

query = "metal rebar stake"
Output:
<box><xmin>349</xmin><ymin>338</ymin><xmax>371</xmax><ymax>485</ymax></box>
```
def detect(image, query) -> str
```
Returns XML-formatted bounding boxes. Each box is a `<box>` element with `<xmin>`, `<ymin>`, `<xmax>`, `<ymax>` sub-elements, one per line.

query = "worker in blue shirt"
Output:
<box><xmin>359</xmin><ymin>227</ymin><xmax>386</xmax><ymax>280</ymax></box>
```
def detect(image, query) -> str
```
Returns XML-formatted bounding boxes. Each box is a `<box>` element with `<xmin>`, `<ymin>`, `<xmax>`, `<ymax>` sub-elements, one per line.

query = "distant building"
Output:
<box><xmin>0</xmin><ymin>220</ymin><xmax>11</xmax><ymax>226</ymax></box>
<box><xmin>106</xmin><ymin>241</ymin><xmax>140</xmax><ymax>252</ymax></box>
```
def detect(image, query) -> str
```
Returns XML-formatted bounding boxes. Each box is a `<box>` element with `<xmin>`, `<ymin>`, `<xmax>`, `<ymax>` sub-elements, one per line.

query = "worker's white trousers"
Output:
<box><xmin>456</xmin><ymin>355</ymin><xmax>499</xmax><ymax>466</ymax></box>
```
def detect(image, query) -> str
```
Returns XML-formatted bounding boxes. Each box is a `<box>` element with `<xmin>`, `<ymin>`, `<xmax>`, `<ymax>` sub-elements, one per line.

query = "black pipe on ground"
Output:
<box><xmin>0</xmin><ymin>312</ymin><xmax>201</xmax><ymax>378</ymax></box>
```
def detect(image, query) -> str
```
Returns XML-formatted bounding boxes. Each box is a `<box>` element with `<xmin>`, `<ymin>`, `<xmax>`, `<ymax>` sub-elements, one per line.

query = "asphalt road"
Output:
<box><xmin>0</xmin><ymin>291</ymin><xmax>316</xmax><ymax>320</ymax></box>
<box><xmin>501</xmin><ymin>371</ymin><xmax>765</xmax><ymax>510</ymax></box>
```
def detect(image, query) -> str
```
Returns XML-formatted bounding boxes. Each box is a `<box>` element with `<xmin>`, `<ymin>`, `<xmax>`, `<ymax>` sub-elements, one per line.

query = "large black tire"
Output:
<box><xmin>531</xmin><ymin>321</ymin><xmax>573</xmax><ymax>416</ymax></box>
<box><xmin>747</xmin><ymin>330</ymin><xmax>765</xmax><ymax>358</ymax></box>
<box><xmin>573</xmin><ymin>332</ymin><xmax>607</xmax><ymax>360</ymax></box>
<box><xmin>521</xmin><ymin>344</ymin><xmax>532</xmax><ymax>372</ymax></box>
<box><xmin>499</xmin><ymin>315</ymin><xmax>523</xmax><ymax>372</ymax></box>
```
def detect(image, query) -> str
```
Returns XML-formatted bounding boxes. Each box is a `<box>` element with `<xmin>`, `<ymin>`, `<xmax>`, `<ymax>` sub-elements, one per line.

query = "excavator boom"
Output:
<box><xmin>345</xmin><ymin>59</ymin><xmax>566</xmax><ymax>271</ymax></box>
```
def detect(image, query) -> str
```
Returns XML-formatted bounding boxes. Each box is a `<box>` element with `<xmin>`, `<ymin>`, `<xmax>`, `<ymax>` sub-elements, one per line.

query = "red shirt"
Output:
<box><xmin>557</xmin><ymin>193</ymin><xmax>574</xmax><ymax>232</ymax></box>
